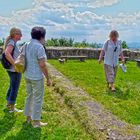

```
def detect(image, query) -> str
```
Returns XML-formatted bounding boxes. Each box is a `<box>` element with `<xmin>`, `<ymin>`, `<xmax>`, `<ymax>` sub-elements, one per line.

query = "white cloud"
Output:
<box><xmin>0</xmin><ymin>0</ymin><xmax>140</xmax><ymax>42</ymax></box>
<box><xmin>87</xmin><ymin>0</ymin><xmax>120</xmax><ymax>8</ymax></box>
<box><xmin>0</xmin><ymin>0</ymin><xmax>120</xmax><ymax>26</ymax></box>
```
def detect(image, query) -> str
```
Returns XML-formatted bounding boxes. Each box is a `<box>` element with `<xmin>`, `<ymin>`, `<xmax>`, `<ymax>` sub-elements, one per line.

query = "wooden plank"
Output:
<box><xmin>60</xmin><ymin>56</ymin><xmax>87</xmax><ymax>58</ymax></box>
<box><xmin>59</xmin><ymin>55</ymin><xmax>87</xmax><ymax>62</ymax></box>
<box><xmin>135</xmin><ymin>59</ymin><xmax>140</xmax><ymax>62</ymax></box>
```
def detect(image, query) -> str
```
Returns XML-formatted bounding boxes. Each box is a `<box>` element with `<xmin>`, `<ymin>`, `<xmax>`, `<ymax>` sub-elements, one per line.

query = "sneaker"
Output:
<box><xmin>120</xmin><ymin>63</ymin><xmax>127</xmax><ymax>73</ymax></box>
<box><xmin>9</xmin><ymin>108</ymin><xmax>23</xmax><ymax>113</ymax></box>
<box><xmin>6</xmin><ymin>104</ymin><xmax>17</xmax><ymax>109</ymax></box>
<box><xmin>5</xmin><ymin>104</ymin><xmax>11</xmax><ymax>110</ymax></box>
<box><xmin>33</xmin><ymin>122</ymin><xmax>48</xmax><ymax>128</ymax></box>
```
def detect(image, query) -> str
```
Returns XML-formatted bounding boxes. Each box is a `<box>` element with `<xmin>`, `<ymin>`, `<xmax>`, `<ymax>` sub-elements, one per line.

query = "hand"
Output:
<box><xmin>122</xmin><ymin>59</ymin><xmax>125</xmax><ymax>64</ymax></box>
<box><xmin>46</xmin><ymin>79</ymin><xmax>51</xmax><ymax>86</ymax></box>
<box><xmin>98</xmin><ymin>59</ymin><xmax>102</xmax><ymax>64</ymax></box>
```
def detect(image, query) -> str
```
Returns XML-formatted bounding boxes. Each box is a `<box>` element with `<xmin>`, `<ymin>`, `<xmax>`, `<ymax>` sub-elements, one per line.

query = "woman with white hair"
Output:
<box><xmin>99</xmin><ymin>30</ymin><xmax>125</xmax><ymax>92</ymax></box>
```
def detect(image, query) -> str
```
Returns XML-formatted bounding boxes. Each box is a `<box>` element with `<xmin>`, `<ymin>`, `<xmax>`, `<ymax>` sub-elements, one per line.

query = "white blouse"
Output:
<box><xmin>103</xmin><ymin>40</ymin><xmax>123</xmax><ymax>67</ymax></box>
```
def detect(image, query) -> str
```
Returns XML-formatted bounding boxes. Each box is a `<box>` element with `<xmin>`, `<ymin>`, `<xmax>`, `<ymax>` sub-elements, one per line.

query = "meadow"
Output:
<box><xmin>49</xmin><ymin>59</ymin><xmax>140</xmax><ymax>125</ymax></box>
<box><xmin>0</xmin><ymin>64</ymin><xmax>93</xmax><ymax>140</ymax></box>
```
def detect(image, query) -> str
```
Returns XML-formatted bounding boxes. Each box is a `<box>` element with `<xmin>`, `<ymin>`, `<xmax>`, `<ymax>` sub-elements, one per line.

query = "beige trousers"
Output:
<box><xmin>104</xmin><ymin>64</ymin><xmax>118</xmax><ymax>84</ymax></box>
<box><xmin>24</xmin><ymin>78</ymin><xmax>44</xmax><ymax>120</ymax></box>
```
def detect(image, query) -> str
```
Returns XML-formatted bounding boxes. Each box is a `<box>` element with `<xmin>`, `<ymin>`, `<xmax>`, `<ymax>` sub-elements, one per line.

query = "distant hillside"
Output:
<box><xmin>98</xmin><ymin>42</ymin><xmax>140</xmax><ymax>49</ymax></box>
<box><xmin>128</xmin><ymin>42</ymin><xmax>140</xmax><ymax>49</ymax></box>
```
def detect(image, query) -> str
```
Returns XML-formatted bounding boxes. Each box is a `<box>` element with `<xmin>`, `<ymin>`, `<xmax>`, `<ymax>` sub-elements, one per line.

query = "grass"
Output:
<box><xmin>0</xmin><ymin>64</ymin><xmax>93</xmax><ymax>140</ymax></box>
<box><xmin>49</xmin><ymin>59</ymin><xmax>140</xmax><ymax>125</ymax></box>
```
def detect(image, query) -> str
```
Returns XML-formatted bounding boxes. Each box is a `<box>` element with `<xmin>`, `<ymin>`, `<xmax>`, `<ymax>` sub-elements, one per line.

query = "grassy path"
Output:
<box><xmin>0</xmin><ymin>64</ymin><xmax>93</xmax><ymax>140</ymax></box>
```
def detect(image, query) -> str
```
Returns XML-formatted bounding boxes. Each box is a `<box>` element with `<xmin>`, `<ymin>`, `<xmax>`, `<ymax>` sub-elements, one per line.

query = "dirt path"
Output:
<box><xmin>47</xmin><ymin>63</ymin><xmax>140</xmax><ymax>140</ymax></box>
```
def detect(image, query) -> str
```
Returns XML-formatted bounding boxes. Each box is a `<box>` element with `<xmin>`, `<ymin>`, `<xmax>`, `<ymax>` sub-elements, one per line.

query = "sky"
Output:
<box><xmin>0</xmin><ymin>0</ymin><xmax>140</xmax><ymax>43</ymax></box>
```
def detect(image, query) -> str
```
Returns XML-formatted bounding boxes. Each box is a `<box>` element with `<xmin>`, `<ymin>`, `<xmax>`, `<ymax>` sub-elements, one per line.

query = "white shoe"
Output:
<box><xmin>120</xmin><ymin>63</ymin><xmax>127</xmax><ymax>72</ymax></box>
<box><xmin>9</xmin><ymin>108</ymin><xmax>23</xmax><ymax>113</ymax></box>
<box><xmin>6</xmin><ymin>104</ymin><xmax>17</xmax><ymax>109</ymax></box>
<box><xmin>33</xmin><ymin>122</ymin><xmax>48</xmax><ymax>128</ymax></box>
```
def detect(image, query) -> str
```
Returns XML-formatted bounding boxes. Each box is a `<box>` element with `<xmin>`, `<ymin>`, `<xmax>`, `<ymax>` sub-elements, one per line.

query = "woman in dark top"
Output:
<box><xmin>4</xmin><ymin>27</ymin><xmax>23</xmax><ymax>113</ymax></box>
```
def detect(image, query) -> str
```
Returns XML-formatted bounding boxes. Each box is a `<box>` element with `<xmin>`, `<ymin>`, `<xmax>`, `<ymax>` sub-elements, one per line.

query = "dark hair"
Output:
<box><xmin>31</xmin><ymin>27</ymin><xmax>46</xmax><ymax>40</ymax></box>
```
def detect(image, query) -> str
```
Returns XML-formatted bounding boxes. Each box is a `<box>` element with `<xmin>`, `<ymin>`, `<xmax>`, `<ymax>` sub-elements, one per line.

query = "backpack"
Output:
<box><xmin>1</xmin><ymin>48</ymin><xmax>14</xmax><ymax>69</ymax></box>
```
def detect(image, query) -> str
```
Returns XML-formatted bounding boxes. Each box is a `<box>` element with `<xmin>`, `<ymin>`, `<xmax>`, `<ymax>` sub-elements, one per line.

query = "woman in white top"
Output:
<box><xmin>99</xmin><ymin>30</ymin><xmax>125</xmax><ymax>92</ymax></box>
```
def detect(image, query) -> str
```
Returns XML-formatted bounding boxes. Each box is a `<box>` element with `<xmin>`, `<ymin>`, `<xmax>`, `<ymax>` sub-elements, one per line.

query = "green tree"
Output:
<box><xmin>46</xmin><ymin>38</ymin><xmax>59</xmax><ymax>47</ymax></box>
<box><xmin>122</xmin><ymin>41</ymin><xmax>128</xmax><ymax>49</ymax></box>
<box><xmin>68</xmin><ymin>38</ymin><xmax>74</xmax><ymax>47</ymax></box>
<box><xmin>0</xmin><ymin>39</ymin><xmax>4</xmax><ymax>46</ymax></box>
<box><xmin>59</xmin><ymin>38</ymin><xmax>68</xmax><ymax>46</ymax></box>
<box><xmin>46</xmin><ymin>37</ymin><xmax>74</xmax><ymax>47</ymax></box>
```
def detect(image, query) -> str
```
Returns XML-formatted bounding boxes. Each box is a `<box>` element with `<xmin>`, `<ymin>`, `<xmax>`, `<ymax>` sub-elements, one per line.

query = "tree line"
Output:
<box><xmin>0</xmin><ymin>38</ymin><xmax>128</xmax><ymax>49</ymax></box>
<box><xmin>45</xmin><ymin>38</ymin><xmax>101</xmax><ymax>48</ymax></box>
<box><xmin>45</xmin><ymin>38</ymin><xmax>128</xmax><ymax>48</ymax></box>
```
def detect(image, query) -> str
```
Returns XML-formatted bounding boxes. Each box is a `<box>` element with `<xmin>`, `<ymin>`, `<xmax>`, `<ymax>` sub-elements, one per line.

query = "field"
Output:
<box><xmin>0</xmin><ymin>59</ymin><xmax>139</xmax><ymax>140</ymax></box>
<box><xmin>0</xmin><ymin>64</ymin><xmax>93</xmax><ymax>140</ymax></box>
<box><xmin>49</xmin><ymin>59</ymin><xmax>140</xmax><ymax>125</ymax></box>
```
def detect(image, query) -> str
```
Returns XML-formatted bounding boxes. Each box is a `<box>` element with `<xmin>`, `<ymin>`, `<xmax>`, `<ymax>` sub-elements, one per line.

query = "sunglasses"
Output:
<box><xmin>114</xmin><ymin>46</ymin><xmax>117</xmax><ymax>52</ymax></box>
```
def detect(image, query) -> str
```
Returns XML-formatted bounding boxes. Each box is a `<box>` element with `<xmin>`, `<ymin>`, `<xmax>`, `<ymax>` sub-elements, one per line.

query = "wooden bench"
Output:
<box><xmin>60</xmin><ymin>56</ymin><xmax>87</xmax><ymax>62</ymax></box>
<box><xmin>135</xmin><ymin>59</ymin><xmax>140</xmax><ymax>67</ymax></box>
<box><xmin>119</xmin><ymin>57</ymin><xmax>130</xmax><ymax>62</ymax></box>
<box><xmin>103</xmin><ymin>56</ymin><xmax>129</xmax><ymax>62</ymax></box>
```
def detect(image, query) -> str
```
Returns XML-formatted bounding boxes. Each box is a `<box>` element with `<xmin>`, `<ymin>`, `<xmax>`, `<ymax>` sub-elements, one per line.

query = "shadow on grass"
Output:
<box><xmin>106</xmin><ymin>87</ymin><xmax>130</xmax><ymax>100</ymax></box>
<box><xmin>0</xmin><ymin>109</ymin><xmax>17</xmax><ymax>138</ymax></box>
<box><xmin>5</xmin><ymin>122</ymin><xmax>42</xmax><ymax>140</ymax></box>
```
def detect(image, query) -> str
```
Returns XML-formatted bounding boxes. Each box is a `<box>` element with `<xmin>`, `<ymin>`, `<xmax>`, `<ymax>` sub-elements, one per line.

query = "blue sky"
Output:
<box><xmin>0</xmin><ymin>0</ymin><xmax>140</xmax><ymax>43</ymax></box>
<box><xmin>0</xmin><ymin>0</ymin><xmax>33</xmax><ymax>16</ymax></box>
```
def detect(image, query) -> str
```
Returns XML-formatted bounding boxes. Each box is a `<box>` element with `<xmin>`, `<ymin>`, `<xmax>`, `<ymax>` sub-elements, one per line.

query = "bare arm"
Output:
<box><xmin>39</xmin><ymin>58</ymin><xmax>49</xmax><ymax>79</ymax></box>
<box><xmin>5</xmin><ymin>45</ymin><xmax>15</xmax><ymax>66</ymax></box>
<box><xmin>120</xmin><ymin>52</ymin><xmax>125</xmax><ymax>64</ymax></box>
<box><xmin>98</xmin><ymin>49</ymin><xmax>105</xmax><ymax>63</ymax></box>
<box><xmin>39</xmin><ymin>58</ymin><xmax>51</xmax><ymax>86</ymax></box>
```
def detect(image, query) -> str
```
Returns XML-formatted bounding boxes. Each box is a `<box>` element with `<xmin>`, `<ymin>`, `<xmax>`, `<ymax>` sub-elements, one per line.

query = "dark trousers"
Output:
<box><xmin>6</xmin><ymin>71</ymin><xmax>21</xmax><ymax>105</ymax></box>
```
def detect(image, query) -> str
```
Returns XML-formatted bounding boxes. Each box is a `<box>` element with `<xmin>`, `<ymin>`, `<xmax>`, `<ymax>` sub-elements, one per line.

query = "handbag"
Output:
<box><xmin>1</xmin><ymin>48</ymin><xmax>15</xmax><ymax>69</ymax></box>
<box><xmin>15</xmin><ymin>43</ymin><xmax>28</xmax><ymax>73</ymax></box>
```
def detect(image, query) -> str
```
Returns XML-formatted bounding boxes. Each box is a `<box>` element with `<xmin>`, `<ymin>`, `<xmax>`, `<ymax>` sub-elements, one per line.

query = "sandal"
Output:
<box><xmin>33</xmin><ymin>121</ymin><xmax>48</xmax><ymax>128</ymax></box>
<box><xmin>107</xmin><ymin>83</ymin><xmax>112</xmax><ymax>89</ymax></box>
<box><xmin>26</xmin><ymin>116</ymin><xmax>32</xmax><ymax>124</ymax></box>
<box><xmin>111</xmin><ymin>87</ymin><xmax>116</xmax><ymax>92</ymax></box>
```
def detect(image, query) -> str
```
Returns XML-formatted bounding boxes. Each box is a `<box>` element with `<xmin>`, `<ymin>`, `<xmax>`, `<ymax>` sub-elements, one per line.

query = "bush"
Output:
<box><xmin>0</xmin><ymin>40</ymin><xmax>4</xmax><ymax>46</ymax></box>
<box><xmin>122</xmin><ymin>41</ymin><xmax>128</xmax><ymax>49</ymax></box>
